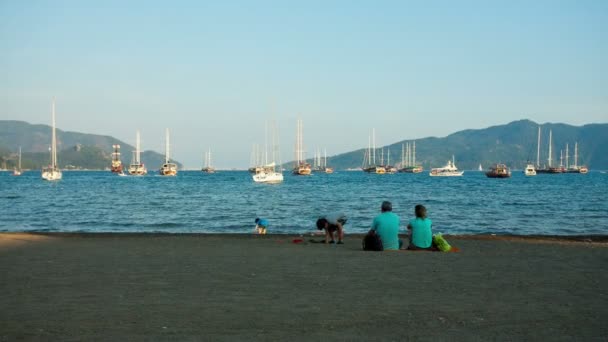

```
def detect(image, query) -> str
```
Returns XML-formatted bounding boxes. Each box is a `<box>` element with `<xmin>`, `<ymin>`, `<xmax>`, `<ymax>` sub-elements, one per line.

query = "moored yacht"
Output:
<box><xmin>486</xmin><ymin>164</ymin><xmax>512</xmax><ymax>178</ymax></box>
<box><xmin>524</xmin><ymin>163</ymin><xmax>536</xmax><ymax>176</ymax></box>
<box><xmin>429</xmin><ymin>156</ymin><xmax>463</xmax><ymax>177</ymax></box>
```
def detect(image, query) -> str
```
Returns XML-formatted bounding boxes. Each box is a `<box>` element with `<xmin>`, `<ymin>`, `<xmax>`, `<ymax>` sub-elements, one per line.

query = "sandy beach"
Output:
<box><xmin>1</xmin><ymin>233</ymin><xmax>607</xmax><ymax>341</ymax></box>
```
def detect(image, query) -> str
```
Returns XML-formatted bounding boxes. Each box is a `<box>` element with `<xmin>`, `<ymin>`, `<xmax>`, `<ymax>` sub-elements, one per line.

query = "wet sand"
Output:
<box><xmin>1</xmin><ymin>233</ymin><xmax>607</xmax><ymax>341</ymax></box>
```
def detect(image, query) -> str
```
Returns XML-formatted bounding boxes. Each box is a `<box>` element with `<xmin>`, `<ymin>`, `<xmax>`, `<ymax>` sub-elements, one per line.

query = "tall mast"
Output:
<box><xmin>324</xmin><ymin>148</ymin><xmax>327</xmax><ymax>168</ymax></box>
<box><xmin>548</xmin><ymin>130</ymin><xmax>552</xmax><ymax>167</ymax></box>
<box><xmin>372</xmin><ymin>128</ymin><xmax>376</xmax><ymax>165</ymax></box>
<box><xmin>18</xmin><ymin>146</ymin><xmax>21</xmax><ymax>170</ymax></box>
<box><xmin>51</xmin><ymin>99</ymin><xmax>57</xmax><ymax>169</ymax></box>
<box><xmin>574</xmin><ymin>142</ymin><xmax>578</xmax><ymax>167</ymax></box>
<box><xmin>165</xmin><ymin>128</ymin><xmax>170</xmax><ymax>164</ymax></box>
<box><xmin>536</xmin><ymin>126</ymin><xmax>541</xmax><ymax>167</ymax></box>
<box><xmin>387</xmin><ymin>149</ymin><xmax>390</xmax><ymax>166</ymax></box>
<box><xmin>401</xmin><ymin>144</ymin><xmax>405</xmax><ymax>167</ymax></box>
<box><xmin>413</xmin><ymin>141</ymin><xmax>416</xmax><ymax>166</ymax></box>
<box><xmin>136</xmin><ymin>130</ymin><xmax>141</xmax><ymax>164</ymax></box>
<box><xmin>264</xmin><ymin>122</ymin><xmax>268</xmax><ymax>165</ymax></box>
<box><xmin>208</xmin><ymin>147</ymin><xmax>212</xmax><ymax>167</ymax></box>
<box><xmin>368</xmin><ymin>135</ymin><xmax>371</xmax><ymax>167</ymax></box>
<box><xmin>565</xmin><ymin>143</ymin><xmax>569</xmax><ymax>168</ymax></box>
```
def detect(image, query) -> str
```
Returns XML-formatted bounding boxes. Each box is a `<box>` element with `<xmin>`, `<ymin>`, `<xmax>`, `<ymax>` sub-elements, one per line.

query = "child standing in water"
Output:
<box><xmin>406</xmin><ymin>204</ymin><xmax>433</xmax><ymax>250</ymax></box>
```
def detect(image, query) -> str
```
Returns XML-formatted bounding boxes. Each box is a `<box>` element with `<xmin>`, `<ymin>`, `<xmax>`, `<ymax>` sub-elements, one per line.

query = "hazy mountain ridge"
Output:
<box><xmin>296</xmin><ymin>119</ymin><xmax>608</xmax><ymax>170</ymax></box>
<box><xmin>0</xmin><ymin>120</ymin><xmax>182</xmax><ymax>170</ymax></box>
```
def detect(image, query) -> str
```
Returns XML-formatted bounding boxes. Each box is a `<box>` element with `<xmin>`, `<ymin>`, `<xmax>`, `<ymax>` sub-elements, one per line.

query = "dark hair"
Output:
<box><xmin>381</xmin><ymin>201</ymin><xmax>392</xmax><ymax>212</ymax></box>
<box><xmin>316</xmin><ymin>218</ymin><xmax>328</xmax><ymax>230</ymax></box>
<box><xmin>255</xmin><ymin>218</ymin><xmax>260</xmax><ymax>224</ymax></box>
<box><xmin>415</xmin><ymin>204</ymin><xmax>427</xmax><ymax>218</ymax></box>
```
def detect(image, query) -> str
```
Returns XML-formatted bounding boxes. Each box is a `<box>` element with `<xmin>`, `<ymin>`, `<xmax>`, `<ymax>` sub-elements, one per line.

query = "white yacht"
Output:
<box><xmin>430</xmin><ymin>156</ymin><xmax>464</xmax><ymax>177</ymax></box>
<box><xmin>524</xmin><ymin>163</ymin><xmax>537</xmax><ymax>176</ymax></box>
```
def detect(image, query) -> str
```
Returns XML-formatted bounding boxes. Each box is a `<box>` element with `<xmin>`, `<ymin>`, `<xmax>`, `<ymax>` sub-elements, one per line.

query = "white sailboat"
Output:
<box><xmin>13</xmin><ymin>147</ymin><xmax>22</xmax><ymax>176</ymax></box>
<box><xmin>253</xmin><ymin>120</ymin><xmax>283</xmax><ymax>184</ymax></box>
<box><xmin>201</xmin><ymin>148</ymin><xmax>215</xmax><ymax>173</ymax></box>
<box><xmin>159</xmin><ymin>128</ymin><xmax>177</xmax><ymax>176</ymax></box>
<box><xmin>429</xmin><ymin>155</ymin><xmax>463</xmax><ymax>177</ymax></box>
<box><xmin>41</xmin><ymin>99</ymin><xmax>62</xmax><ymax>181</ymax></box>
<box><xmin>363</xmin><ymin>128</ymin><xmax>386</xmax><ymax>174</ymax></box>
<box><xmin>128</xmin><ymin>130</ymin><xmax>147</xmax><ymax>175</ymax></box>
<box><xmin>478</xmin><ymin>164</ymin><xmax>483</xmax><ymax>172</ymax></box>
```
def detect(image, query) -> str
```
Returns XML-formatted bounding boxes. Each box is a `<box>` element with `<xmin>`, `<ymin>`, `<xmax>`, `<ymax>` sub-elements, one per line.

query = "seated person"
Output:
<box><xmin>370</xmin><ymin>201</ymin><xmax>401</xmax><ymax>250</ymax></box>
<box><xmin>254</xmin><ymin>217</ymin><xmax>268</xmax><ymax>235</ymax></box>
<box><xmin>406</xmin><ymin>204</ymin><xmax>433</xmax><ymax>250</ymax></box>
<box><xmin>316</xmin><ymin>213</ymin><xmax>347</xmax><ymax>244</ymax></box>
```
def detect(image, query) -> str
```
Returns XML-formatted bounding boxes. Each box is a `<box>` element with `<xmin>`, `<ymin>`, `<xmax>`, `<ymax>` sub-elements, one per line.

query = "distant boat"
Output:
<box><xmin>363</xmin><ymin>128</ymin><xmax>386</xmax><ymax>174</ymax></box>
<box><xmin>565</xmin><ymin>142</ymin><xmax>588</xmax><ymax>174</ymax></box>
<box><xmin>128</xmin><ymin>130</ymin><xmax>147</xmax><ymax>176</ymax></box>
<box><xmin>399</xmin><ymin>141</ymin><xmax>423</xmax><ymax>173</ymax></box>
<box><xmin>313</xmin><ymin>148</ymin><xmax>333</xmax><ymax>174</ymax></box>
<box><xmin>292</xmin><ymin>118</ymin><xmax>311</xmax><ymax>176</ymax></box>
<box><xmin>478</xmin><ymin>164</ymin><xmax>483</xmax><ymax>172</ymax></box>
<box><xmin>536</xmin><ymin>128</ymin><xmax>563</xmax><ymax>174</ymax></box>
<box><xmin>486</xmin><ymin>164</ymin><xmax>512</xmax><ymax>178</ymax></box>
<box><xmin>110</xmin><ymin>144</ymin><xmax>123</xmax><ymax>174</ymax></box>
<box><xmin>430</xmin><ymin>156</ymin><xmax>463</xmax><ymax>177</ymax></box>
<box><xmin>253</xmin><ymin>120</ymin><xmax>283</xmax><ymax>184</ymax></box>
<box><xmin>12</xmin><ymin>147</ymin><xmax>22</xmax><ymax>176</ymax></box>
<box><xmin>159</xmin><ymin>128</ymin><xmax>177</xmax><ymax>176</ymax></box>
<box><xmin>524</xmin><ymin>163</ymin><xmax>536</xmax><ymax>176</ymax></box>
<box><xmin>201</xmin><ymin>148</ymin><xmax>215</xmax><ymax>173</ymax></box>
<box><xmin>41</xmin><ymin>99</ymin><xmax>62</xmax><ymax>181</ymax></box>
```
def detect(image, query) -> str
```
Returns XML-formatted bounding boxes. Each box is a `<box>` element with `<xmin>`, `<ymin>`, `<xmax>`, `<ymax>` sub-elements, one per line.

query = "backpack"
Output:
<box><xmin>362</xmin><ymin>230</ymin><xmax>383</xmax><ymax>251</ymax></box>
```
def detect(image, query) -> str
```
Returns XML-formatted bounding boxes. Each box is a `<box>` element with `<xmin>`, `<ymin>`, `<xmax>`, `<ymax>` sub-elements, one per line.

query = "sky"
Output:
<box><xmin>1</xmin><ymin>0</ymin><xmax>606</xmax><ymax>169</ymax></box>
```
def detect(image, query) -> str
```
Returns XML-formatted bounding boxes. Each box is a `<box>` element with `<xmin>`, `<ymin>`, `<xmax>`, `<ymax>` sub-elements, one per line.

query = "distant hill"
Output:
<box><xmin>287</xmin><ymin>120</ymin><xmax>608</xmax><ymax>170</ymax></box>
<box><xmin>0</xmin><ymin>120</ymin><xmax>182</xmax><ymax>170</ymax></box>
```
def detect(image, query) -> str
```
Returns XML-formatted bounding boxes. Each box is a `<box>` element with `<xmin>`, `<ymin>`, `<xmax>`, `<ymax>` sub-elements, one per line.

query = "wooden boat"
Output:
<box><xmin>398</xmin><ymin>141</ymin><xmax>424</xmax><ymax>173</ymax></box>
<box><xmin>486</xmin><ymin>164</ymin><xmax>512</xmax><ymax>178</ymax></box>
<box><xmin>128</xmin><ymin>130</ymin><xmax>147</xmax><ymax>176</ymax></box>
<box><xmin>41</xmin><ymin>99</ymin><xmax>62</xmax><ymax>181</ymax></box>
<box><xmin>159</xmin><ymin>128</ymin><xmax>177</xmax><ymax>176</ymax></box>
<box><xmin>201</xmin><ymin>148</ymin><xmax>215</xmax><ymax>173</ymax></box>
<box><xmin>292</xmin><ymin>119</ymin><xmax>311</xmax><ymax>175</ymax></box>
<box><xmin>110</xmin><ymin>144</ymin><xmax>123</xmax><ymax>174</ymax></box>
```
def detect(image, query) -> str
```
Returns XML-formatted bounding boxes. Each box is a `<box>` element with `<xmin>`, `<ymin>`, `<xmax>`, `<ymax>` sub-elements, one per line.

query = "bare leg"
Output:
<box><xmin>337</xmin><ymin>223</ymin><xmax>344</xmax><ymax>242</ymax></box>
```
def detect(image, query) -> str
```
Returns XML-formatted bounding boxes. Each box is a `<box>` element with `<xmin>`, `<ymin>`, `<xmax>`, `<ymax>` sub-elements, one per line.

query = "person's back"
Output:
<box><xmin>371</xmin><ymin>201</ymin><xmax>400</xmax><ymax>250</ymax></box>
<box><xmin>407</xmin><ymin>205</ymin><xmax>433</xmax><ymax>249</ymax></box>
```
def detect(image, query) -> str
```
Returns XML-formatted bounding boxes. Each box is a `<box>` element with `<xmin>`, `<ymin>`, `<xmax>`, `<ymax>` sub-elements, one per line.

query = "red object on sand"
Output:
<box><xmin>292</xmin><ymin>238</ymin><xmax>304</xmax><ymax>244</ymax></box>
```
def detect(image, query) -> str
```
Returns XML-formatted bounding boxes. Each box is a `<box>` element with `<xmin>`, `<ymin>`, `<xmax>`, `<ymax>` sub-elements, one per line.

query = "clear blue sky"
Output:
<box><xmin>1</xmin><ymin>0</ymin><xmax>606</xmax><ymax>169</ymax></box>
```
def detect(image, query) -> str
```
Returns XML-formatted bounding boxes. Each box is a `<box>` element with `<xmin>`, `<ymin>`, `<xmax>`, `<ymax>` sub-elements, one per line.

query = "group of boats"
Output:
<box><xmin>10</xmin><ymin>103</ymin><xmax>590</xmax><ymax>182</ymax></box>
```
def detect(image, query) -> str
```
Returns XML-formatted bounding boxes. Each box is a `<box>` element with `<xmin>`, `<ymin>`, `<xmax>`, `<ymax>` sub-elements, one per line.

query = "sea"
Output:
<box><xmin>1</xmin><ymin>170</ymin><xmax>607</xmax><ymax>236</ymax></box>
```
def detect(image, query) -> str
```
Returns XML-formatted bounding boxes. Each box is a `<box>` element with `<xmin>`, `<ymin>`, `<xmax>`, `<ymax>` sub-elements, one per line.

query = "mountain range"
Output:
<box><xmin>0</xmin><ymin>120</ymin><xmax>181</xmax><ymax>170</ymax></box>
<box><xmin>1</xmin><ymin>119</ymin><xmax>606</xmax><ymax>171</ymax></box>
<box><xmin>293</xmin><ymin>119</ymin><xmax>608</xmax><ymax>170</ymax></box>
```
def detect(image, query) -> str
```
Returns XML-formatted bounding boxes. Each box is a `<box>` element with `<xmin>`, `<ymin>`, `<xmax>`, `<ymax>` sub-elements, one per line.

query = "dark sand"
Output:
<box><xmin>1</xmin><ymin>233</ymin><xmax>607</xmax><ymax>341</ymax></box>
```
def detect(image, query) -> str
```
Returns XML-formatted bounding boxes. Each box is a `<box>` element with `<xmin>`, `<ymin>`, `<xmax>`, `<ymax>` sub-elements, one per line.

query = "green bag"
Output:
<box><xmin>433</xmin><ymin>233</ymin><xmax>452</xmax><ymax>252</ymax></box>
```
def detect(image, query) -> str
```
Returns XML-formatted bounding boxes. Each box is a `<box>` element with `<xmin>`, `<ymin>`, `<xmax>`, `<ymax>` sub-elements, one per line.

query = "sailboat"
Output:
<box><xmin>478</xmin><ymin>164</ymin><xmax>483</xmax><ymax>172</ymax></box>
<box><xmin>201</xmin><ymin>148</ymin><xmax>215</xmax><ymax>173</ymax></box>
<box><xmin>41</xmin><ymin>99</ymin><xmax>62</xmax><ymax>181</ymax></box>
<box><xmin>253</xmin><ymin>120</ymin><xmax>283</xmax><ymax>183</ymax></box>
<box><xmin>159</xmin><ymin>128</ymin><xmax>177</xmax><ymax>176</ymax></box>
<box><xmin>536</xmin><ymin>129</ymin><xmax>563</xmax><ymax>174</ymax></box>
<box><xmin>110</xmin><ymin>144</ymin><xmax>123</xmax><ymax>174</ymax></box>
<box><xmin>398</xmin><ymin>141</ymin><xmax>423</xmax><ymax>173</ymax></box>
<box><xmin>429</xmin><ymin>155</ymin><xmax>463</xmax><ymax>177</ymax></box>
<box><xmin>292</xmin><ymin>118</ymin><xmax>311</xmax><ymax>175</ymax></box>
<box><xmin>128</xmin><ymin>130</ymin><xmax>147</xmax><ymax>175</ymax></box>
<box><xmin>363</xmin><ymin>128</ymin><xmax>386</xmax><ymax>174</ymax></box>
<box><xmin>566</xmin><ymin>142</ymin><xmax>588</xmax><ymax>173</ymax></box>
<box><xmin>12</xmin><ymin>147</ymin><xmax>22</xmax><ymax>176</ymax></box>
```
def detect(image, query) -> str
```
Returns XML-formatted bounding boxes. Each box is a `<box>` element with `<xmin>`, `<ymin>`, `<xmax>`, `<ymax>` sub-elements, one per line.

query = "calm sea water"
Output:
<box><xmin>1</xmin><ymin>170</ymin><xmax>607</xmax><ymax>236</ymax></box>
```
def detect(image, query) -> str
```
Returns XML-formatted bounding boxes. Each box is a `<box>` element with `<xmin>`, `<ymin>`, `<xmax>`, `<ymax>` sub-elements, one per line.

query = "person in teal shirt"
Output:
<box><xmin>407</xmin><ymin>204</ymin><xmax>433</xmax><ymax>249</ymax></box>
<box><xmin>370</xmin><ymin>201</ymin><xmax>401</xmax><ymax>250</ymax></box>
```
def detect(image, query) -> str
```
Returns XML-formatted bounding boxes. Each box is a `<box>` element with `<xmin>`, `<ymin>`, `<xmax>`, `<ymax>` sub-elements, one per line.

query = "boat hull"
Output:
<box><xmin>128</xmin><ymin>164</ymin><xmax>147</xmax><ymax>176</ymax></box>
<box><xmin>253</xmin><ymin>172</ymin><xmax>284</xmax><ymax>183</ymax></box>
<box><xmin>41</xmin><ymin>168</ymin><xmax>62</xmax><ymax>181</ymax></box>
<box><xmin>160</xmin><ymin>163</ymin><xmax>177</xmax><ymax>176</ymax></box>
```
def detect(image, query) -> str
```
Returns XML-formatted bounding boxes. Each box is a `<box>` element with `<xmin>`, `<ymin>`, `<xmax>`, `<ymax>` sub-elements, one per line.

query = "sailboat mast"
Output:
<box><xmin>264</xmin><ymin>122</ymin><xmax>268</xmax><ymax>165</ymax></box>
<box><xmin>565</xmin><ymin>143</ymin><xmax>569</xmax><ymax>168</ymax></box>
<box><xmin>574</xmin><ymin>142</ymin><xmax>578</xmax><ymax>167</ymax></box>
<box><xmin>401</xmin><ymin>144</ymin><xmax>405</xmax><ymax>167</ymax></box>
<box><xmin>136</xmin><ymin>130</ymin><xmax>141</xmax><ymax>164</ymax></box>
<box><xmin>165</xmin><ymin>128</ymin><xmax>170</xmax><ymax>163</ymax></box>
<box><xmin>548</xmin><ymin>130</ymin><xmax>553</xmax><ymax>167</ymax></box>
<box><xmin>324</xmin><ymin>148</ymin><xmax>327</xmax><ymax>168</ymax></box>
<box><xmin>51</xmin><ymin>99</ymin><xmax>57</xmax><ymax>169</ymax></box>
<box><xmin>372</xmin><ymin>128</ymin><xmax>376</xmax><ymax>165</ymax></box>
<box><xmin>18</xmin><ymin>146</ymin><xmax>21</xmax><ymax>170</ymax></box>
<box><xmin>537</xmin><ymin>126</ymin><xmax>541</xmax><ymax>167</ymax></box>
<box><xmin>413</xmin><ymin>141</ymin><xmax>416</xmax><ymax>166</ymax></box>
